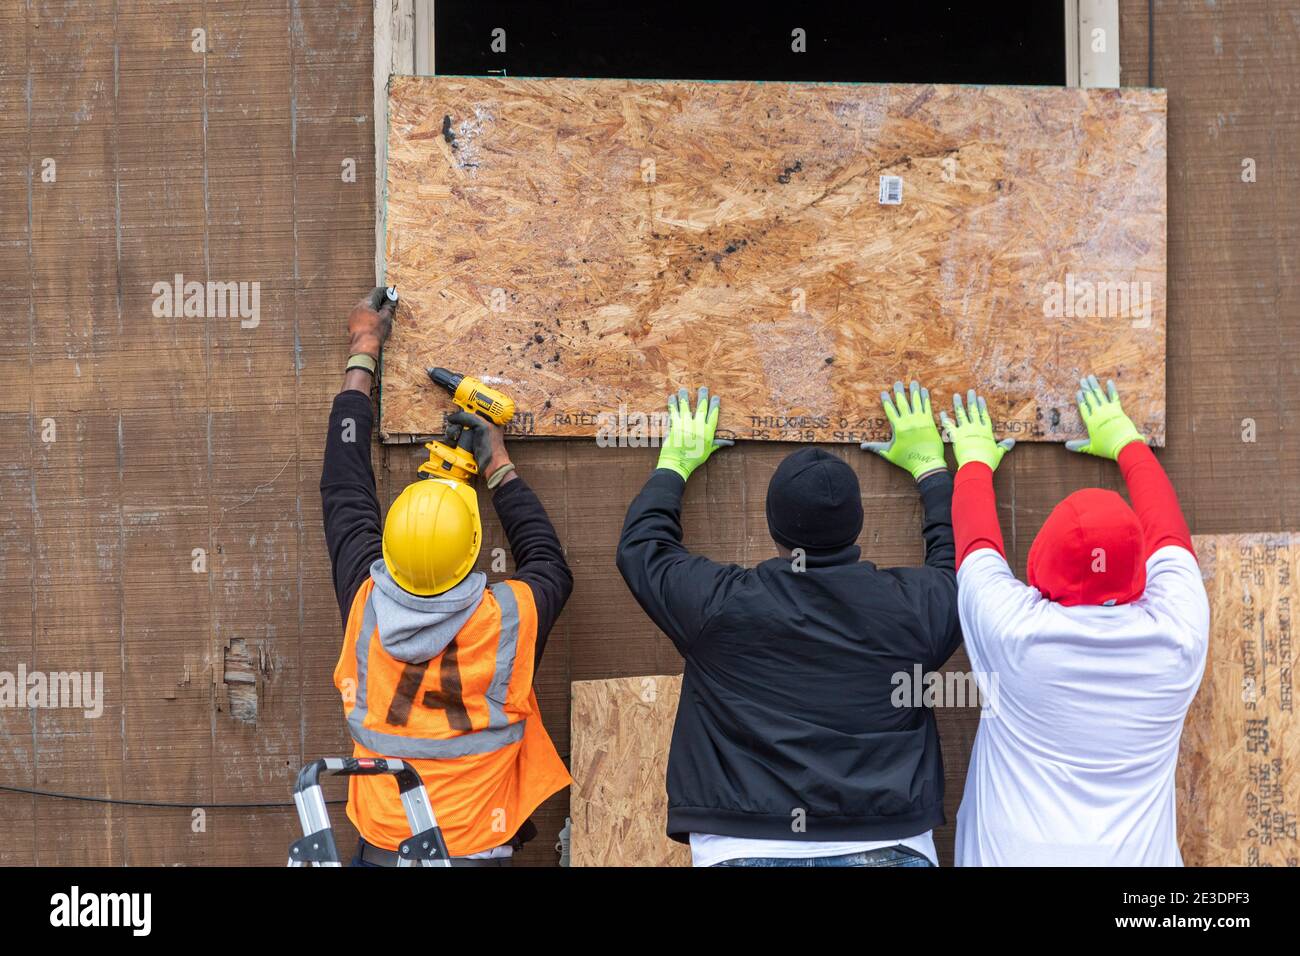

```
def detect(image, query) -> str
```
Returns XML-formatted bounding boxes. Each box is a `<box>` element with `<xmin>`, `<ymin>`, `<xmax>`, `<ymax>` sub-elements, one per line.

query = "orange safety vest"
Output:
<box><xmin>334</xmin><ymin>576</ymin><xmax>571</xmax><ymax>855</ymax></box>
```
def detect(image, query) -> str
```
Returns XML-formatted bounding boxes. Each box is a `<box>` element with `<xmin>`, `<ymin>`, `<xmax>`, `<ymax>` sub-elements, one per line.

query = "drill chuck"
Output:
<box><xmin>428</xmin><ymin>367</ymin><xmax>463</xmax><ymax>394</ymax></box>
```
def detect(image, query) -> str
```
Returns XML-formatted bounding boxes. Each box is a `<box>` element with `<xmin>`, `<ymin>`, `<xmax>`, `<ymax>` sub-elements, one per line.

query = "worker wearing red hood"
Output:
<box><xmin>942</xmin><ymin>375</ymin><xmax>1209</xmax><ymax>866</ymax></box>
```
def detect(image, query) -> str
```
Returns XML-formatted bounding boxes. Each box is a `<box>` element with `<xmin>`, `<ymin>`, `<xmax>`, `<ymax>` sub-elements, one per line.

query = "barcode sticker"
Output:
<box><xmin>879</xmin><ymin>175</ymin><xmax>903</xmax><ymax>205</ymax></box>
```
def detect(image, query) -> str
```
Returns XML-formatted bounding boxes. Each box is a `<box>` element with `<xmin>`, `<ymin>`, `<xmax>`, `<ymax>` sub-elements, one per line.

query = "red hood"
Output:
<box><xmin>1027</xmin><ymin>488</ymin><xmax>1146</xmax><ymax>606</ymax></box>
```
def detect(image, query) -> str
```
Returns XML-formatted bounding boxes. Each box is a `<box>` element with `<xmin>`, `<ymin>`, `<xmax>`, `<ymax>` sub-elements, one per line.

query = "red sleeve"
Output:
<box><xmin>1118</xmin><ymin>442</ymin><xmax>1195</xmax><ymax>559</ymax></box>
<box><xmin>953</xmin><ymin>461</ymin><xmax>1005</xmax><ymax>569</ymax></box>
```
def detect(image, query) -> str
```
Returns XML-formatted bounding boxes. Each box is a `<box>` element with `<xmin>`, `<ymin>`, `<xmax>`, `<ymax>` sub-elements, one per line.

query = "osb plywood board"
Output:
<box><xmin>381</xmin><ymin>75</ymin><xmax>1167</xmax><ymax>444</ymax></box>
<box><xmin>1179</xmin><ymin>533</ymin><xmax>1297</xmax><ymax>867</ymax></box>
<box><xmin>570</xmin><ymin>675</ymin><xmax>690</xmax><ymax>867</ymax></box>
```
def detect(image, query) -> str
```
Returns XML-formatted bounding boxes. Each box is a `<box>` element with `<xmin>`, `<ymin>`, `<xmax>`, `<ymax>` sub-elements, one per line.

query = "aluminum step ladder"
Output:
<box><xmin>288</xmin><ymin>757</ymin><xmax>451</xmax><ymax>867</ymax></box>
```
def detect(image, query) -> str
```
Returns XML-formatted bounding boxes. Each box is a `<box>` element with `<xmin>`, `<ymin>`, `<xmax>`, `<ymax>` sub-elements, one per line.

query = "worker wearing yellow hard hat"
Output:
<box><xmin>381</xmin><ymin>476</ymin><xmax>482</xmax><ymax>596</ymax></box>
<box><xmin>321</xmin><ymin>288</ymin><xmax>572</xmax><ymax>867</ymax></box>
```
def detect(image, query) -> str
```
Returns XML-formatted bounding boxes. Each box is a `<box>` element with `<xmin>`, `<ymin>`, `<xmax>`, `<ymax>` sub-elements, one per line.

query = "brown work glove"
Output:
<box><xmin>347</xmin><ymin>287</ymin><xmax>397</xmax><ymax>359</ymax></box>
<box><xmin>447</xmin><ymin>410</ymin><xmax>510</xmax><ymax>476</ymax></box>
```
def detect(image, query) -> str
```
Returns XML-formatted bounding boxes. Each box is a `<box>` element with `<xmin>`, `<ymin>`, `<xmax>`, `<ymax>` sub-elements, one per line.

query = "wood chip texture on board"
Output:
<box><xmin>382</xmin><ymin>76</ymin><xmax>1167</xmax><ymax>444</ymax></box>
<box><xmin>570</xmin><ymin>675</ymin><xmax>690</xmax><ymax>867</ymax></box>
<box><xmin>1178</xmin><ymin>533</ymin><xmax>1298</xmax><ymax>867</ymax></box>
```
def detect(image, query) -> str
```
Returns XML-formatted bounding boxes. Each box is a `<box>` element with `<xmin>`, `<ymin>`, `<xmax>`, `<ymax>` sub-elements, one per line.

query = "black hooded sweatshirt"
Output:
<box><xmin>616</xmin><ymin>466</ymin><xmax>961</xmax><ymax>844</ymax></box>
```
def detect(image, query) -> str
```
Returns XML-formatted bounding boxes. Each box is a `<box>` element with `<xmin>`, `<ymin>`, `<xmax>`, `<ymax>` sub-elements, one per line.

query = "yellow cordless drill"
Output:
<box><xmin>419</xmin><ymin>367</ymin><xmax>516</xmax><ymax>483</ymax></box>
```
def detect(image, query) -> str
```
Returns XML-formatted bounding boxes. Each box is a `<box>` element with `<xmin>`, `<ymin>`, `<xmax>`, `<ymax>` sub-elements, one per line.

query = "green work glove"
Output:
<box><xmin>861</xmin><ymin>380</ymin><xmax>947</xmax><ymax>480</ymax></box>
<box><xmin>1066</xmin><ymin>374</ymin><xmax>1145</xmax><ymax>460</ymax></box>
<box><xmin>939</xmin><ymin>389</ymin><xmax>1015</xmax><ymax>471</ymax></box>
<box><xmin>656</xmin><ymin>386</ymin><xmax>733</xmax><ymax>481</ymax></box>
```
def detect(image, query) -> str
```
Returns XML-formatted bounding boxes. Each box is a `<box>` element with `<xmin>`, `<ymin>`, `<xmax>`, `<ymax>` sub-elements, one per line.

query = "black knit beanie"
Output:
<box><xmin>765</xmin><ymin>448</ymin><xmax>864</xmax><ymax>554</ymax></box>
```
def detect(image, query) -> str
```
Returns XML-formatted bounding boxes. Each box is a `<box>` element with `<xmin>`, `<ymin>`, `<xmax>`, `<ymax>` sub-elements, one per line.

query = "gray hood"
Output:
<box><xmin>368</xmin><ymin>559</ymin><xmax>487</xmax><ymax>664</ymax></box>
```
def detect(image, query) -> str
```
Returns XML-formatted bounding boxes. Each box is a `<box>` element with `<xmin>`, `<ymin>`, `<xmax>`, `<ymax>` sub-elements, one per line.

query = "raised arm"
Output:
<box><xmin>916</xmin><ymin>469</ymin><xmax>957</xmax><ymax>571</ymax></box>
<box><xmin>615</xmin><ymin>387</ymin><xmax>743</xmax><ymax>656</ymax></box>
<box><xmin>493</xmin><ymin>479</ymin><xmax>572</xmax><ymax>658</ymax></box>
<box><xmin>940</xmin><ymin>389</ymin><xmax>1016</xmax><ymax>568</ymax></box>
<box><xmin>1067</xmin><ymin>376</ymin><xmax>1206</xmax><ymax>642</ymax></box>
<box><xmin>1118</xmin><ymin>443</ymin><xmax>1194</xmax><ymax>557</ymax></box>
<box><xmin>320</xmin><ymin>288</ymin><xmax>396</xmax><ymax>622</ymax></box>
<box><xmin>449</xmin><ymin>411</ymin><xmax>574</xmax><ymax>661</ymax></box>
<box><xmin>938</xmin><ymin>386</ymin><xmax>1040</xmax><ymax>671</ymax></box>
<box><xmin>862</xmin><ymin>380</ymin><xmax>966</xmax><ymax>663</ymax></box>
<box><xmin>1069</xmin><ymin>375</ymin><xmax>1193</xmax><ymax>559</ymax></box>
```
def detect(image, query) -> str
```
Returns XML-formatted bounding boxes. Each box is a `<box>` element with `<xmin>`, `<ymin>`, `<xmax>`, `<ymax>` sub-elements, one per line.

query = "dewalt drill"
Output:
<box><xmin>420</xmin><ymin>367</ymin><xmax>517</xmax><ymax>483</ymax></box>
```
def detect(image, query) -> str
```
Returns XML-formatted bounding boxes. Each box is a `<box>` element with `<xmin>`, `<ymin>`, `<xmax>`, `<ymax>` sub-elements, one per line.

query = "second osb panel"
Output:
<box><xmin>1179</xmin><ymin>533</ymin><xmax>1297</xmax><ymax>867</ymax></box>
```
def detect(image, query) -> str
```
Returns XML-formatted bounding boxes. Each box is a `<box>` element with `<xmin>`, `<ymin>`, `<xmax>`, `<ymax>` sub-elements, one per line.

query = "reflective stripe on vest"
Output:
<box><xmin>486</xmin><ymin>582</ymin><xmax>520</xmax><ymax>729</ymax></box>
<box><xmin>348</xmin><ymin>582</ymin><xmax>525</xmax><ymax>759</ymax></box>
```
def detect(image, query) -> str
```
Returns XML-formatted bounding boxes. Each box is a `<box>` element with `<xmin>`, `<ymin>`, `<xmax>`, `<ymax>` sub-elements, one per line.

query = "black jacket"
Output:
<box><xmin>320</xmin><ymin>389</ymin><xmax>572</xmax><ymax>661</ymax></box>
<box><xmin>616</xmin><ymin>468</ymin><xmax>961</xmax><ymax>844</ymax></box>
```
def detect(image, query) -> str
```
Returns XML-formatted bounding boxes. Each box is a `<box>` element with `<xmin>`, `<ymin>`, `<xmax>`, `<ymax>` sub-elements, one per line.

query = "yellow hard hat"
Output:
<box><xmin>381</xmin><ymin>477</ymin><xmax>482</xmax><ymax>596</ymax></box>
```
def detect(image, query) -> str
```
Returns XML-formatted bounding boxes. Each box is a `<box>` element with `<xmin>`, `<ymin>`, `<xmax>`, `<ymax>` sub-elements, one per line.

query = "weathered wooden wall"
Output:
<box><xmin>1</xmin><ymin>1</ymin><xmax>1296</xmax><ymax>867</ymax></box>
<box><xmin>0</xmin><ymin>0</ymin><xmax>374</xmax><ymax>864</ymax></box>
<box><xmin>380</xmin><ymin>76</ymin><xmax>1167</xmax><ymax>445</ymax></box>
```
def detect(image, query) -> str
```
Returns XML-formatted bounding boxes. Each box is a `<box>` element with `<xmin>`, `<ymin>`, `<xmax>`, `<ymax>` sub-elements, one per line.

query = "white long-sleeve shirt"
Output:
<box><xmin>954</xmin><ymin>545</ymin><xmax>1210</xmax><ymax>866</ymax></box>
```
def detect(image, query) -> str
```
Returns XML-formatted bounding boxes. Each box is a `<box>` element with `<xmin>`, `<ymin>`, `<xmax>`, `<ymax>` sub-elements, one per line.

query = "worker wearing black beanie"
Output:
<box><xmin>617</xmin><ymin>382</ymin><xmax>962</xmax><ymax>868</ymax></box>
<box><xmin>765</xmin><ymin>448</ymin><xmax>864</xmax><ymax>560</ymax></box>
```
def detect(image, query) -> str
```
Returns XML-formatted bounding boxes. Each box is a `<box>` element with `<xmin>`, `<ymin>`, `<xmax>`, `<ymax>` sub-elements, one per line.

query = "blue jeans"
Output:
<box><xmin>713</xmin><ymin>846</ymin><xmax>934</xmax><ymax>867</ymax></box>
